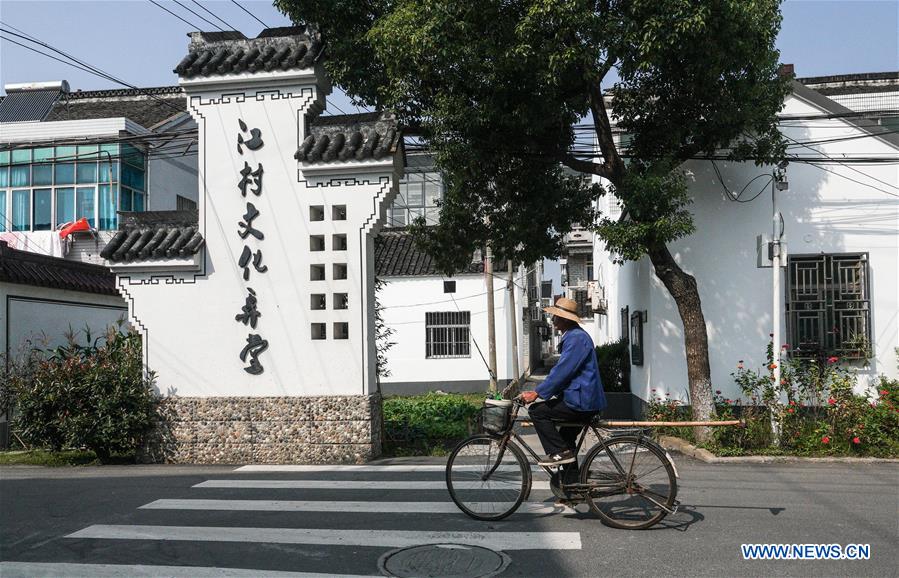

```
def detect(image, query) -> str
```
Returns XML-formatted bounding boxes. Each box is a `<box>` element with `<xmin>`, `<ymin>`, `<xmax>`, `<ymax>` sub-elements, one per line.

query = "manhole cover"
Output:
<box><xmin>379</xmin><ymin>543</ymin><xmax>511</xmax><ymax>578</ymax></box>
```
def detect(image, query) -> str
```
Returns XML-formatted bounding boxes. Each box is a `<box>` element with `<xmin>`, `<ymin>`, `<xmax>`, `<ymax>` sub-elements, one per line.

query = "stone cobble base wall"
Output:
<box><xmin>140</xmin><ymin>394</ymin><xmax>381</xmax><ymax>464</ymax></box>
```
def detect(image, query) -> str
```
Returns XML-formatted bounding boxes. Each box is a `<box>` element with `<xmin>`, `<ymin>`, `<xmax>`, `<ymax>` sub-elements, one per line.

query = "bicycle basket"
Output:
<box><xmin>480</xmin><ymin>399</ymin><xmax>512</xmax><ymax>435</ymax></box>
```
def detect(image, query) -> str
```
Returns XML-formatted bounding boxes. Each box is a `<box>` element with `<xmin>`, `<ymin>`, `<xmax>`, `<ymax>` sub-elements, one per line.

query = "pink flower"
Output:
<box><xmin>852</xmin><ymin>437</ymin><xmax>861</xmax><ymax>445</ymax></box>
<box><xmin>880</xmin><ymin>389</ymin><xmax>889</xmax><ymax>396</ymax></box>
<box><xmin>789</xmin><ymin>400</ymin><xmax>796</xmax><ymax>406</ymax></box>
<box><xmin>821</xmin><ymin>436</ymin><xmax>830</xmax><ymax>444</ymax></box>
<box><xmin>769</xmin><ymin>363</ymin><xmax>778</xmax><ymax>370</ymax></box>
<box><xmin>827</xmin><ymin>356</ymin><xmax>839</xmax><ymax>364</ymax></box>
<box><xmin>787</xmin><ymin>408</ymin><xmax>794</xmax><ymax>414</ymax></box>
<box><xmin>828</xmin><ymin>397</ymin><xmax>837</xmax><ymax>405</ymax></box>
<box><xmin>737</xmin><ymin>363</ymin><xmax>744</xmax><ymax>369</ymax></box>
<box><xmin>780</xmin><ymin>378</ymin><xmax>787</xmax><ymax>385</ymax></box>
<box><xmin>782</xmin><ymin>344</ymin><xmax>790</xmax><ymax>350</ymax></box>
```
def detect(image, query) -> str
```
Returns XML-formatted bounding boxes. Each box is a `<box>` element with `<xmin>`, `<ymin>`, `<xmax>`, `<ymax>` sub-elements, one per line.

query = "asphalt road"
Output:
<box><xmin>1</xmin><ymin>456</ymin><xmax>897</xmax><ymax>577</ymax></box>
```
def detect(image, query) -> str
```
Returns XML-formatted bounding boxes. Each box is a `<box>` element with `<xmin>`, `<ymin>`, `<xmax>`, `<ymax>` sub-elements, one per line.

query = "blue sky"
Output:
<box><xmin>1</xmin><ymin>0</ymin><xmax>897</xmax><ymax>103</ymax></box>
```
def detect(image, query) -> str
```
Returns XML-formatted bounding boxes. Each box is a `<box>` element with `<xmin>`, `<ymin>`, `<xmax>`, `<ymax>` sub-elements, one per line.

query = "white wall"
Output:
<box><xmin>1</xmin><ymin>282</ymin><xmax>128</xmax><ymax>360</ymax></box>
<box><xmin>148</xmin><ymin>118</ymin><xmax>199</xmax><ymax>211</ymax></box>
<box><xmin>379</xmin><ymin>272</ymin><xmax>527</xmax><ymax>393</ymax></box>
<box><xmin>602</xmin><ymin>92</ymin><xmax>899</xmax><ymax>402</ymax></box>
<box><xmin>118</xmin><ymin>68</ymin><xmax>400</xmax><ymax>398</ymax></box>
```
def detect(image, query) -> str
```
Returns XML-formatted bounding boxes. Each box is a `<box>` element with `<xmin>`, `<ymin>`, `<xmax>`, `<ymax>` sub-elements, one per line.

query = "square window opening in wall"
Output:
<box><xmin>334</xmin><ymin>322</ymin><xmax>349</xmax><ymax>340</ymax></box>
<box><xmin>310</xmin><ymin>205</ymin><xmax>325</xmax><ymax>221</ymax></box>
<box><xmin>311</xmin><ymin>323</ymin><xmax>326</xmax><ymax>340</ymax></box>
<box><xmin>333</xmin><ymin>293</ymin><xmax>348</xmax><ymax>310</ymax></box>
<box><xmin>332</xmin><ymin>205</ymin><xmax>347</xmax><ymax>220</ymax></box>
<box><xmin>333</xmin><ymin>263</ymin><xmax>348</xmax><ymax>280</ymax></box>
<box><xmin>333</xmin><ymin>234</ymin><xmax>347</xmax><ymax>251</ymax></box>
<box><xmin>311</xmin><ymin>264</ymin><xmax>326</xmax><ymax>281</ymax></box>
<box><xmin>311</xmin><ymin>294</ymin><xmax>326</xmax><ymax>310</ymax></box>
<box><xmin>310</xmin><ymin>235</ymin><xmax>325</xmax><ymax>251</ymax></box>
<box><xmin>443</xmin><ymin>280</ymin><xmax>456</xmax><ymax>294</ymax></box>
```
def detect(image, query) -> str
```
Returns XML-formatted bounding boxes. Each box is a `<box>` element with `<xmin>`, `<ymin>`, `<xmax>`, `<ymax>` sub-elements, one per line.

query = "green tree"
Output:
<box><xmin>277</xmin><ymin>0</ymin><xmax>790</xmax><ymax>437</ymax></box>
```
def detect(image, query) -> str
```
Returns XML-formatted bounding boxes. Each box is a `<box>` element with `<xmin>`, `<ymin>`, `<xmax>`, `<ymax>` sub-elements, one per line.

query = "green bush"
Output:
<box><xmin>4</xmin><ymin>329</ymin><xmax>159</xmax><ymax>462</ymax></box>
<box><xmin>595</xmin><ymin>339</ymin><xmax>630</xmax><ymax>393</ymax></box>
<box><xmin>382</xmin><ymin>392</ymin><xmax>481</xmax><ymax>455</ymax></box>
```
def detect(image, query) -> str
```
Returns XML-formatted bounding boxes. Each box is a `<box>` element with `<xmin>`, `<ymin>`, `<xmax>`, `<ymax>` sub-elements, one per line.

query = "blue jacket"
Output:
<box><xmin>535</xmin><ymin>327</ymin><xmax>606</xmax><ymax>413</ymax></box>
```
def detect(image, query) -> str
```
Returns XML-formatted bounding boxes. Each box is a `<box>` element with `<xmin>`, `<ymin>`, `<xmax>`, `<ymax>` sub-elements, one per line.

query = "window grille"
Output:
<box><xmin>425</xmin><ymin>311</ymin><xmax>471</xmax><ymax>358</ymax></box>
<box><xmin>787</xmin><ymin>253</ymin><xmax>871</xmax><ymax>359</ymax></box>
<box><xmin>630</xmin><ymin>310</ymin><xmax>644</xmax><ymax>366</ymax></box>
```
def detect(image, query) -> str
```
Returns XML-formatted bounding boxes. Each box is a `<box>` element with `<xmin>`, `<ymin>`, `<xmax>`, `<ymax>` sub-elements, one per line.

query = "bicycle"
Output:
<box><xmin>445</xmin><ymin>397</ymin><xmax>680</xmax><ymax>530</ymax></box>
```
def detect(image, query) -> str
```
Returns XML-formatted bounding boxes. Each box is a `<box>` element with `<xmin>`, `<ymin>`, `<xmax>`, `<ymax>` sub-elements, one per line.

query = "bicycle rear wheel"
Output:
<box><xmin>580</xmin><ymin>435</ymin><xmax>677</xmax><ymax>530</ymax></box>
<box><xmin>446</xmin><ymin>434</ymin><xmax>530</xmax><ymax>521</ymax></box>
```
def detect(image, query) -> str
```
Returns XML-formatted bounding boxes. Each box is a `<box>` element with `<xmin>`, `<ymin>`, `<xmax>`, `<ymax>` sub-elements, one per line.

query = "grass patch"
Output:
<box><xmin>0</xmin><ymin>450</ymin><xmax>135</xmax><ymax>466</ymax></box>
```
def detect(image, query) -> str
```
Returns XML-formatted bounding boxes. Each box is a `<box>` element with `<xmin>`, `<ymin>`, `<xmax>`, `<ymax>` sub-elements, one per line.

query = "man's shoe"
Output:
<box><xmin>538</xmin><ymin>450</ymin><xmax>576</xmax><ymax>466</ymax></box>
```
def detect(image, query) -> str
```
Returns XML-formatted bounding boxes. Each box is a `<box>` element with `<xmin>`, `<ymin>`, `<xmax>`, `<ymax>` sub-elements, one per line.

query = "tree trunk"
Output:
<box><xmin>647</xmin><ymin>244</ymin><xmax>715</xmax><ymax>443</ymax></box>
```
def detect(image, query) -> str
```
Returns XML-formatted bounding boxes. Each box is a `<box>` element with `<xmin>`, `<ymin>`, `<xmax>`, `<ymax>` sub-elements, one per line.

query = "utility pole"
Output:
<box><xmin>771</xmin><ymin>161</ymin><xmax>788</xmax><ymax>443</ymax></box>
<box><xmin>485</xmin><ymin>245</ymin><xmax>497</xmax><ymax>392</ymax></box>
<box><xmin>507</xmin><ymin>261</ymin><xmax>520</xmax><ymax>381</ymax></box>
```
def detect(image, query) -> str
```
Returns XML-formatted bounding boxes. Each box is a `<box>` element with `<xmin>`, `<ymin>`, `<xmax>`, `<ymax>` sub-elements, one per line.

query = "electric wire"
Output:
<box><xmin>710</xmin><ymin>161</ymin><xmax>773</xmax><ymax>203</ymax></box>
<box><xmin>783</xmin><ymin>133</ymin><xmax>899</xmax><ymax>191</ymax></box>
<box><xmin>0</xmin><ymin>35</ymin><xmax>99</xmax><ymax>77</ymax></box>
<box><xmin>191</xmin><ymin>0</ymin><xmax>237</xmax><ymax>31</ymax></box>
<box><xmin>147</xmin><ymin>0</ymin><xmax>205</xmax><ymax>30</ymax></box>
<box><xmin>230</xmin><ymin>0</ymin><xmax>269</xmax><ymax>28</ymax></box>
<box><xmin>171</xmin><ymin>0</ymin><xmax>224</xmax><ymax>31</ymax></box>
<box><xmin>0</xmin><ymin>24</ymin><xmax>187</xmax><ymax>117</ymax></box>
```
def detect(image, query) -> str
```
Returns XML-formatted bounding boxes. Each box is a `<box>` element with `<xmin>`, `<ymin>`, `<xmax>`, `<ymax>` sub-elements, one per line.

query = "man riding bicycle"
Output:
<box><xmin>520</xmin><ymin>296</ymin><xmax>607</xmax><ymax>466</ymax></box>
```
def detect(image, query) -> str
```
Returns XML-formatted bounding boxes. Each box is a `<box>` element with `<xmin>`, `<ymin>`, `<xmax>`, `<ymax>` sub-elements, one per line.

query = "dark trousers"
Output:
<box><xmin>528</xmin><ymin>397</ymin><xmax>598</xmax><ymax>455</ymax></box>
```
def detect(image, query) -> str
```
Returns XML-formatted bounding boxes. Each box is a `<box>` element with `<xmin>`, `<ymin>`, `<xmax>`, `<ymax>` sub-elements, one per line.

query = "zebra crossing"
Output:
<box><xmin>1</xmin><ymin>463</ymin><xmax>584</xmax><ymax>577</ymax></box>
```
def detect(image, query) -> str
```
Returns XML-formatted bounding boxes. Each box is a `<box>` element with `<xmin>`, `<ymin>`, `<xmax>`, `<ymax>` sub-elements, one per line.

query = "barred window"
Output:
<box><xmin>787</xmin><ymin>253</ymin><xmax>871</xmax><ymax>359</ymax></box>
<box><xmin>426</xmin><ymin>311</ymin><xmax>471</xmax><ymax>358</ymax></box>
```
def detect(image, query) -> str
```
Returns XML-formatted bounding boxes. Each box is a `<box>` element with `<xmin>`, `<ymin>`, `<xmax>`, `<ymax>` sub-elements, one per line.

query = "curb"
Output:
<box><xmin>658</xmin><ymin>436</ymin><xmax>899</xmax><ymax>464</ymax></box>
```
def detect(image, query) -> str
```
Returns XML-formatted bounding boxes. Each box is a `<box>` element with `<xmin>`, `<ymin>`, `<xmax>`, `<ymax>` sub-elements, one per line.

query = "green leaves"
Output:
<box><xmin>276</xmin><ymin>0</ymin><xmax>789</xmax><ymax>267</ymax></box>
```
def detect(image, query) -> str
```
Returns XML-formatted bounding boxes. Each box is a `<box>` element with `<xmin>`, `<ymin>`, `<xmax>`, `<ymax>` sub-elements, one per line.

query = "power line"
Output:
<box><xmin>783</xmin><ymin>133</ymin><xmax>899</xmax><ymax>191</ymax></box>
<box><xmin>190</xmin><ymin>0</ymin><xmax>238</xmax><ymax>31</ymax></box>
<box><xmin>147</xmin><ymin>0</ymin><xmax>205</xmax><ymax>30</ymax></box>
<box><xmin>172</xmin><ymin>0</ymin><xmax>224</xmax><ymax>31</ymax></box>
<box><xmin>0</xmin><ymin>35</ymin><xmax>98</xmax><ymax>77</ymax></box>
<box><xmin>710</xmin><ymin>161</ymin><xmax>773</xmax><ymax>203</ymax></box>
<box><xmin>803</xmin><ymin>162</ymin><xmax>899</xmax><ymax>199</ymax></box>
<box><xmin>0</xmin><ymin>24</ymin><xmax>186</xmax><ymax>118</ymax></box>
<box><xmin>230</xmin><ymin>0</ymin><xmax>269</xmax><ymax>29</ymax></box>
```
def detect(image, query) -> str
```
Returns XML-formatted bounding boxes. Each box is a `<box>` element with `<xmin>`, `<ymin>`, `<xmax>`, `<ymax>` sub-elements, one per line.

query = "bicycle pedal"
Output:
<box><xmin>520</xmin><ymin>421</ymin><xmax>533</xmax><ymax>427</ymax></box>
<box><xmin>671</xmin><ymin>500</ymin><xmax>681</xmax><ymax>515</ymax></box>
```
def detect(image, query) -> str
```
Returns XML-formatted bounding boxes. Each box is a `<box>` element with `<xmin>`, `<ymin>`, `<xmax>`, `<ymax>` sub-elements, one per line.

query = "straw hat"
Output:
<box><xmin>544</xmin><ymin>296</ymin><xmax>581</xmax><ymax>323</ymax></box>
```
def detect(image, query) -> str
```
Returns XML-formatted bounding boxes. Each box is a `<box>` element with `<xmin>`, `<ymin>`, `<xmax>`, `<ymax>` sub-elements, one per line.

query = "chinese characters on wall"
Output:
<box><xmin>233</xmin><ymin>118</ymin><xmax>269</xmax><ymax>374</ymax></box>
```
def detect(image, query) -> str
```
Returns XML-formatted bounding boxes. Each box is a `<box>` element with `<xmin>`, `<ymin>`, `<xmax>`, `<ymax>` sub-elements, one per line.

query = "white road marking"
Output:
<box><xmin>140</xmin><ymin>499</ymin><xmax>577</xmax><ymax>514</ymax></box>
<box><xmin>0</xmin><ymin>562</ymin><xmax>373</xmax><ymax>578</ymax></box>
<box><xmin>66</xmin><ymin>525</ymin><xmax>582</xmax><ymax>550</ymax></box>
<box><xmin>233</xmin><ymin>464</ymin><xmax>543</xmax><ymax>473</ymax></box>
<box><xmin>193</xmin><ymin>479</ymin><xmax>552</xmax><ymax>490</ymax></box>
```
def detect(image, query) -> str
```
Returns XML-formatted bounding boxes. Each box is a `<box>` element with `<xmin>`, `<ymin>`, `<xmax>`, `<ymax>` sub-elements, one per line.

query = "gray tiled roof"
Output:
<box><xmin>375</xmin><ymin>228</ymin><xmax>506</xmax><ymax>277</ymax></box>
<box><xmin>44</xmin><ymin>86</ymin><xmax>185</xmax><ymax>128</ymax></box>
<box><xmin>100</xmin><ymin>210</ymin><xmax>204</xmax><ymax>263</ymax></box>
<box><xmin>174</xmin><ymin>27</ymin><xmax>321</xmax><ymax>79</ymax></box>
<box><xmin>0</xmin><ymin>240</ymin><xmax>117</xmax><ymax>295</ymax></box>
<box><xmin>295</xmin><ymin>112</ymin><xmax>400</xmax><ymax>164</ymax></box>
<box><xmin>0</xmin><ymin>89</ymin><xmax>61</xmax><ymax>122</ymax></box>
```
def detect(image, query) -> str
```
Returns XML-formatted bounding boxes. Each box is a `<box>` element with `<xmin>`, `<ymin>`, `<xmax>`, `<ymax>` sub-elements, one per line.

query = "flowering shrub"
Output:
<box><xmin>646</xmin><ymin>389</ymin><xmax>694</xmax><ymax>441</ymax></box>
<box><xmin>714</xmin><ymin>343</ymin><xmax>899</xmax><ymax>457</ymax></box>
<box><xmin>2</xmin><ymin>329</ymin><xmax>159</xmax><ymax>462</ymax></box>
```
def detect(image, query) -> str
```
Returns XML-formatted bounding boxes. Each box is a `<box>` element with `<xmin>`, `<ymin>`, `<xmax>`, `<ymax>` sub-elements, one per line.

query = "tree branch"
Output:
<box><xmin>557</xmin><ymin>153</ymin><xmax>610</xmax><ymax>178</ymax></box>
<box><xmin>588</xmin><ymin>81</ymin><xmax>626</xmax><ymax>184</ymax></box>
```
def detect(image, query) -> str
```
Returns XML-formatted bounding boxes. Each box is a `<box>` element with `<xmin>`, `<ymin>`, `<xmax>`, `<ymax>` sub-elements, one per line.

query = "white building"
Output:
<box><xmin>594</xmin><ymin>73</ymin><xmax>899</xmax><ymax>405</ymax></box>
<box><xmin>0</xmin><ymin>81</ymin><xmax>197</xmax><ymax>260</ymax></box>
<box><xmin>376</xmin><ymin>228</ymin><xmax>535</xmax><ymax>394</ymax></box>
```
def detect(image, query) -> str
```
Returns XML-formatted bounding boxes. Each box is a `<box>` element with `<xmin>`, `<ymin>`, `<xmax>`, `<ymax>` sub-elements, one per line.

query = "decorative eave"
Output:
<box><xmin>101</xmin><ymin>210</ymin><xmax>204</xmax><ymax>271</ymax></box>
<box><xmin>295</xmin><ymin>112</ymin><xmax>403</xmax><ymax>176</ymax></box>
<box><xmin>174</xmin><ymin>27</ymin><xmax>322</xmax><ymax>80</ymax></box>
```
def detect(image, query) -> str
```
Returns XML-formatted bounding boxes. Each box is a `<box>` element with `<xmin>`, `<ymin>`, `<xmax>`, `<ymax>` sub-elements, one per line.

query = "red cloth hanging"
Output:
<box><xmin>58</xmin><ymin>217</ymin><xmax>92</xmax><ymax>239</ymax></box>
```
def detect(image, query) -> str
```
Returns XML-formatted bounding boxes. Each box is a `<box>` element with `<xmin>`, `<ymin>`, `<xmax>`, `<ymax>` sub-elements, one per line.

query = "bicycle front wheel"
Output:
<box><xmin>446</xmin><ymin>435</ymin><xmax>530</xmax><ymax>521</ymax></box>
<box><xmin>580</xmin><ymin>435</ymin><xmax>677</xmax><ymax>530</ymax></box>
